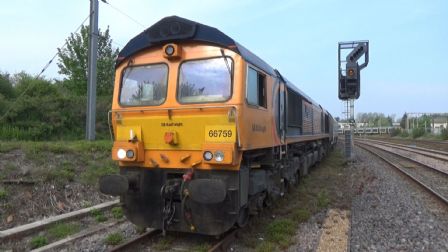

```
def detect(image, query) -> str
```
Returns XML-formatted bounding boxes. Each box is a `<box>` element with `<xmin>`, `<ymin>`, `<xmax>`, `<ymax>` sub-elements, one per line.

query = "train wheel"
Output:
<box><xmin>236</xmin><ymin>206</ymin><xmax>249</xmax><ymax>227</ymax></box>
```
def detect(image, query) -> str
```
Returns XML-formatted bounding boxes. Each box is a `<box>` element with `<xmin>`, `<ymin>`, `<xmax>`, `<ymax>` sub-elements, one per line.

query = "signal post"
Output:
<box><xmin>338</xmin><ymin>41</ymin><xmax>369</xmax><ymax>160</ymax></box>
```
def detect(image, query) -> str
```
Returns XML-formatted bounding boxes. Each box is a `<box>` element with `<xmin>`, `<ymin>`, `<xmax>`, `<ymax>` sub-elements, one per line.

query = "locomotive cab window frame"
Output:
<box><xmin>118</xmin><ymin>63</ymin><xmax>169</xmax><ymax>107</ymax></box>
<box><xmin>246</xmin><ymin>66</ymin><xmax>267</xmax><ymax>108</ymax></box>
<box><xmin>177</xmin><ymin>56</ymin><xmax>234</xmax><ymax>104</ymax></box>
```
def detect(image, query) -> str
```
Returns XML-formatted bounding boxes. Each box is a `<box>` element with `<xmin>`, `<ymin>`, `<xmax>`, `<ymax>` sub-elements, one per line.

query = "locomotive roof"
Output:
<box><xmin>116</xmin><ymin>16</ymin><xmax>274</xmax><ymax>75</ymax></box>
<box><xmin>117</xmin><ymin>16</ymin><xmax>322</xmax><ymax>108</ymax></box>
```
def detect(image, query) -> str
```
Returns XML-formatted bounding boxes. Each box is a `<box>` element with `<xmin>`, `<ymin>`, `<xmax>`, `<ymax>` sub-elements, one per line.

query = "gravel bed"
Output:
<box><xmin>287</xmin><ymin>210</ymin><xmax>327</xmax><ymax>252</ymax></box>
<box><xmin>350</xmin><ymin>146</ymin><xmax>448</xmax><ymax>251</ymax></box>
<box><xmin>59</xmin><ymin>221</ymin><xmax>138</xmax><ymax>252</ymax></box>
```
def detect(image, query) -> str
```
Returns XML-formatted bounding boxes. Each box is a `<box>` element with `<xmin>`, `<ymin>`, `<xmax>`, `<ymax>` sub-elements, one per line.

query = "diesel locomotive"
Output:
<box><xmin>100</xmin><ymin>16</ymin><xmax>338</xmax><ymax>235</ymax></box>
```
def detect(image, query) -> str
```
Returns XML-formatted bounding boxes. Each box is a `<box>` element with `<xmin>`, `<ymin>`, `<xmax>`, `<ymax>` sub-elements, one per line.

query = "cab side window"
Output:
<box><xmin>246</xmin><ymin>67</ymin><xmax>266</xmax><ymax>108</ymax></box>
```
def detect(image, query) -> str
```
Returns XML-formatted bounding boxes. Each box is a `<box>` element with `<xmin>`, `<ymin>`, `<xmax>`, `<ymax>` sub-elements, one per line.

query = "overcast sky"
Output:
<box><xmin>0</xmin><ymin>0</ymin><xmax>447</xmax><ymax>119</ymax></box>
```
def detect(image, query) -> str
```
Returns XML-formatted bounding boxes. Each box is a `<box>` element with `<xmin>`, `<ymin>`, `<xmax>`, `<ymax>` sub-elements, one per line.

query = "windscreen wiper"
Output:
<box><xmin>220</xmin><ymin>49</ymin><xmax>232</xmax><ymax>77</ymax></box>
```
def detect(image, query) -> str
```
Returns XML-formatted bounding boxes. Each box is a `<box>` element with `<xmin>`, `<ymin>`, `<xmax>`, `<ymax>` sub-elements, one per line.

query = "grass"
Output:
<box><xmin>0</xmin><ymin>140</ymin><xmax>112</xmax><ymax>156</ymax></box>
<box><xmin>91</xmin><ymin>209</ymin><xmax>108</xmax><ymax>222</ymax></box>
<box><xmin>265</xmin><ymin>219</ymin><xmax>296</xmax><ymax>248</ymax></box>
<box><xmin>317</xmin><ymin>190</ymin><xmax>330</xmax><ymax>209</ymax></box>
<box><xmin>153</xmin><ymin>236</ymin><xmax>174</xmax><ymax>251</ymax></box>
<box><xmin>0</xmin><ymin>140</ymin><xmax>117</xmax><ymax>185</ymax></box>
<box><xmin>0</xmin><ymin>187</ymin><xmax>8</xmax><ymax>200</ymax></box>
<box><xmin>80</xmin><ymin>161</ymin><xmax>117</xmax><ymax>185</ymax></box>
<box><xmin>111</xmin><ymin>207</ymin><xmax>124</xmax><ymax>219</ymax></box>
<box><xmin>48</xmin><ymin>223</ymin><xmax>80</xmax><ymax>239</ymax></box>
<box><xmin>30</xmin><ymin>236</ymin><xmax>48</xmax><ymax>249</ymax></box>
<box><xmin>241</xmin><ymin>148</ymin><xmax>349</xmax><ymax>251</ymax></box>
<box><xmin>256</xmin><ymin>241</ymin><xmax>276</xmax><ymax>252</ymax></box>
<box><xmin>291</xmin><ymin>208</ymin><xmax>311</xmax><ymax>222</ymax></box>
<box><xmin>189</xmin><ymin>243</ymin><xmax>210</xmax><ymax>252</ymax></box>
<box><xmin>105</xmin><ymin>232</ymin><xmax>124</xmax><ymax>246</ymax></box>
<box><xmin>45</xmin><ymin>166</ymin><xmax>76</xmax><ymax>184</ymax></box>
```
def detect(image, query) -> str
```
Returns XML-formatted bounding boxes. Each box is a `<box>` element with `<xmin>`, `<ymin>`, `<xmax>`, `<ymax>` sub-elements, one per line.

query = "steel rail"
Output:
<box><xmin>31</xmin><ymin>220</ymin><xmax>124</xmax><ymax>252</ymax></box>
<box><xmin>356</xmin><ymin>143</ymin><xmax>448</xmax><ymax>206</ymax></box>
<box><xmin>359</xmin><ymin>138</ymin><xmax>448</xmax><ymax>161</ymax></box>
<box><xmin>0</xmin><ymin>200</ymin><xmax>119</xmax><ymax>241</ymax></box>
<box><xmin>354</xmin><ymin>140</ymin><xmax>448</xmax><ymax>177</ymax></box>
<box><xmin>208</xmin><ymin>229</ymin><xmax>239</xmax><ymax>252</ymax></box>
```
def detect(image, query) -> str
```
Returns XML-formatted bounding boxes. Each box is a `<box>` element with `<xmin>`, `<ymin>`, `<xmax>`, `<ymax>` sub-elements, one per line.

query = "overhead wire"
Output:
<box><xmin>100</xmin><ymin>0</ymin><xmax>146</xmax><ymax>28</ymax></box>
<box><xmin>0</xmin><ymin>13</ymin><xmax>92</xmax><ymax>122</ymax></box>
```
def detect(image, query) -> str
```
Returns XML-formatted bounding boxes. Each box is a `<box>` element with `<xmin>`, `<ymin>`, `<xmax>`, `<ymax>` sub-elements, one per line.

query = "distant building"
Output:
<box><xmin>432</xmin><ymin>116</ymin><xmax>448</xmax><ymax>134</ymax></box>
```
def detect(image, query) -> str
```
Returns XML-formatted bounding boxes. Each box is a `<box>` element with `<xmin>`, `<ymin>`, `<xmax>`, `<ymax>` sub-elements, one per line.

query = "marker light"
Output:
<box><xmin>165</xmin><ymin>45</ymin><xmax>175</xmax><ymax>56</ymax></box>
<box><xmin>117</xmin><ymin>149</ymin><xmax>126</xmax><ymax>159</ymax></box>
<box><xmin>214</xmin><ymin>151</ymin><xmax>224</xmax><ymax>162</ymax></box>
<box><xmin>126</xmin><ymin>150</ymin><xmax>135</xmax><ymax>159</ymax></box>
<box><xmin>203</xmin><ymin>151</ymin><xmax>213</xmax><ymax>161</ymax></box>
<box><xmin>348</xmin><ymin>68</ymin><xmax>355</xmax><ymax>77</ymax></box>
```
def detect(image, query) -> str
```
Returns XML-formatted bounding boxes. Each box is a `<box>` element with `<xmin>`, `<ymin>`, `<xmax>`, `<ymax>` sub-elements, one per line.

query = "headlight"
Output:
<box><xmin>203</xmin><ymin>151</ymin><xmax>213</xmax><ymax>161</ymax></box>
<box><xmin>214</xmin><ymin>151</ymin><xmax>224</xmax><ymax>162</ymax></box>
<box><xmin>126</xmin><ymin>150</ymin><xmax>134</xmax><ymax>159</ymax></box>
<box><xmin>117</xmin><ymin>149</ymin><xmax>126</xmax><ymax>159</ymax></box>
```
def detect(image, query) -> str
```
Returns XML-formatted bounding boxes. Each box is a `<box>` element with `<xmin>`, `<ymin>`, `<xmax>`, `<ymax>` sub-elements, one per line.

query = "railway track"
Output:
<box><xmin>109</xmin><ymin>228</ymin><xmax>239</xmax><ymax>252</ymax></box>
<box><xmin>359</xmin><ymin>136</ymin><xmax>448</xmax><ymax>152</ymax></box>
<box><xmin>359</xmin><ymin>138</ymin><xmax>448</xmax><ymax>162</ymax></box>
<box><xmin>355</xmin><ymin>141</ymin><xmax>448</xmax><ymax>206</ymax></box>
<box><xmin>1</xmin><ymin>196</ymin><xmax>240</xmax><ymax>252</ymax></box>
<box><xmin>0</xmin><ymin>200</ymin><xmax>121</xmax><ymax>251</ymax></box>
<box><xmin>356</xmin><ymin>138</ymin><xmax>448</xmax><ymax>175</ymax></box>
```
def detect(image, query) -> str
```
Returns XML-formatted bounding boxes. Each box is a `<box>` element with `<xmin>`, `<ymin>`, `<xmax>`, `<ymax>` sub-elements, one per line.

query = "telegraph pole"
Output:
<box><xmin>86</xmin><ymin>0</ymin><xmax>99</xmax><ymax>140</ymax></box>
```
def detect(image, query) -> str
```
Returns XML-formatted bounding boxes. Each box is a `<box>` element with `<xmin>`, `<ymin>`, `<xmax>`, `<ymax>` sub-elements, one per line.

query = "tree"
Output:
<box><xmin>400</xmin><ymin>113</ymin><xmax>408</xmax><ymax>129</ymax></box>
<box><xmin>0</xmin><ymin>71</ymin><xmax>14</xmax><ymax>99</ymax></box>
<box><xmin>57</xmin><ymin>25</ymin><xmax>119</xmax><ymax>96</ymax></box>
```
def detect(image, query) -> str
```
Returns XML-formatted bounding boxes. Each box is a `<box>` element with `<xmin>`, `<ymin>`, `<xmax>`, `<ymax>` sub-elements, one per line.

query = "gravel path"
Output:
<box><xmin>350</xmin><ymin>146</ymin><xmax>448</xmax><ymax>251</ymax></box>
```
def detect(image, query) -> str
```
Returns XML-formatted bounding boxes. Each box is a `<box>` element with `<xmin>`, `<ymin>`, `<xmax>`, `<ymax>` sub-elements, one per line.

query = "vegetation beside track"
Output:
<box><xmin>0</xmin><ymin>140</ymin><xmax>117</xmax><ymax>230</ymax></box>
<box><xmin>236</xmin><ymin>147</ymin><xmax>351</xmax><ymax>252</ymax></box>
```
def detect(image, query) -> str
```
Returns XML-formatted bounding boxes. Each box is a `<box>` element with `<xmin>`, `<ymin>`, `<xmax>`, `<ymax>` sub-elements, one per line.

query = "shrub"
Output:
<box><xmin>411</xmin><ymin>128</ymin><xmax>425</xmax><ymax>139</ymax></box>
<box><xmin>441</xmin><ymin>128</ymin><xmax>448</xmax><ymax>140</ymax></box>
<box><xmin>400</xmin><ymin>131</ymin><xmax>409</xmax><ymax>138</ymax></box>
<box><xmin>389</xmin><ymin>128</ymin><xmax>401</xmax><ymax>137</ymax></box>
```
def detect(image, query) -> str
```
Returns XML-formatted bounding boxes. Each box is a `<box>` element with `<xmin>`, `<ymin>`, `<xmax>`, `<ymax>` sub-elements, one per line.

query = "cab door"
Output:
<box><xmin>279</xmin><ymin>82</ymin><xmax>286</xmax><ymax>144</ymax></box>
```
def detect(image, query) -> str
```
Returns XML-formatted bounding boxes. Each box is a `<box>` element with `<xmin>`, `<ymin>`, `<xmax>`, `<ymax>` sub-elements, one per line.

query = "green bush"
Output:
<box><xmin>389</xmin><ymin>128</ymin><xmax>401</xmax><ymax>137</ymax></box>
<box><xmin>441</xmin><ymin>128</ymin><xmax>448</xmax><ymax>140</ymax></box>
<box><xmin>400</xmin><ymin>131</ymin><xmax>409</xmax><ymax>138</ymax></box>
<box><xmin>0</xmin><ymin>72</ymin><xmax>112</xmax><ymax>141</ymax></box>
<box><xmin>412</xmin><ymin>128</ymin><xmax>425</xmax><ymax>139</ymax></box>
